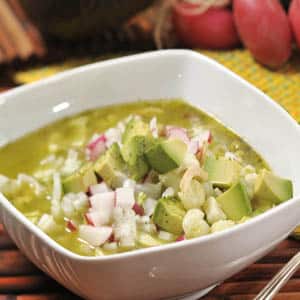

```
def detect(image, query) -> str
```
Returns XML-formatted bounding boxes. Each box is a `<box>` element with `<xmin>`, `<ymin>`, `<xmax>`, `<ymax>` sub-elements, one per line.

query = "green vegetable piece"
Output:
<box><xmin>253</xmin><ymin>170</ymin><xmax>293</xmax><ymax>206</ymax></box>
<box><xmin>153</xmin><ymin>197</ymin><xmax>186</xmax><ymax>235</ymax></box>
<box><xmin>63</xmin><ymin>162</ymin><xmax>97</xmax><ymax>193</ymax></box>
<box><xmin>137</xmin><ymin>232</ymin><xmax>163</xmax><ymax>248</ymax></box>
<box><xmin>204</xmin><ymin>157</ymin><xmax>241</xmax><ymax>188</ymax></box>
<box><xmin>159</xmin><ymin>169</ymin><xmax>183</xmax><ymax>193</ymax></box>
<box><xmin>121</xmin><ymin>118</ymin><xmax>153</xmax><ymax>180</ymax></box>
<box><xmin>146</xmin><ymin>138</ymin><xmax>187</xmax><ymax>174</ymax></box>
<box><xmin>94</xmin><ymin>143</ymin><xmax>126</xmax><ymax>188</ymax></box>
<box><xmin>217</xmin><ymin>182</ymin><xmax>252</xmax><ymax>221</ymax></box>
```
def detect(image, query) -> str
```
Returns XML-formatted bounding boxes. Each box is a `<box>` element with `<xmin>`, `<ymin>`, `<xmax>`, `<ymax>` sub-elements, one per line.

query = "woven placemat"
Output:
<box><xmin>13</xmin><ymin>49</ymin><xmax>300</xmax><ymax>122</ymax></box>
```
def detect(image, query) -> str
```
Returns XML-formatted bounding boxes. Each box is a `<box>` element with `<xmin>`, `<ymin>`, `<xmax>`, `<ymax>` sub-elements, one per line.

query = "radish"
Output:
<box><xmin>89</xmin><ymin>182</ymin><xmax>111</xmax><ymax>195</ymax></box>
<box><xmin>166</xmin><ymin>126</ymin><xmax>190</xmax><ymax>144</ymax></box>
<box><xmin>233</xmin><ymin>0</ymin><xmax>292</xmax><ymax>68</ymax></box>
<box><xmin>173</xmin><ymin>2</ymin><xmax>240</xmax><ymax>49</ymax></box>
<box><xmin>66</xmin><ymin>220</ymin><xmax>77</xmax><ymax>232</ymax></box>
<box><xmin>133</xmin><ymin>203</ymin><xmax>144</xmax><ymax>216</ymax></box>
<box><xmin>87</xmin><ymin>135</ymin><xmax>107</xmax><ymax>161</ymax></box>
<box><xmin>78</xmin><ymin>225</ymin><xmax>112</xmax><ymax>247</ymax></box>
<box><xmin>115</xmin><ymin>187</ymin><xmax>135</xmax><ymax>209</ymax></box>
<box><xmin>289</xmin><ymin>0</ymin><xmax>300</xmax><ymax>49</ymax></box>
<box><xmin>176</xmin><ymin>235</ymin><xmax>185</xmax><ymax>242</ymax></box>
<box><xmin>189</xmin><ymin>130</ymin><xmax>212</xmax><ymax>154</ymax></box>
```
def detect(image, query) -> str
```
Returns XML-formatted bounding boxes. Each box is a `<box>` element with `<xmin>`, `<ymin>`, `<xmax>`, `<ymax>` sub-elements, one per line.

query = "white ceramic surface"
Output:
<box><xmin>0</xmin><ymin>50</ymin><xmax>300</xmax><ymax>300</ymax></box>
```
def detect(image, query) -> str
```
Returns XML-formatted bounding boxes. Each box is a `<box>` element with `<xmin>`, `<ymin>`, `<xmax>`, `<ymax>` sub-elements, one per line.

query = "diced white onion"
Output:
<box><xmin>78</xmin><ymin>225</ymin><xmax>112</xmax><ymax>247</ymax></box>
<box><xmin>150</xmin><ymin>117</ymin><xmax>158</xmax><ymax>138</ymax></box>
<box><xmin>89</xmin><ymin>182</ymin><xmax>112</xmax><ymax>195</ymax></box>
<box><xmin>115</xmin><ymin>187</ymin><xmax>135</xmax><ymax>209</ymax></box>
<box><xmin>103</xmin><ymin>242</ymin><xmax>118</xmax><ymax>251</ymax></box>
<box><xmin>143</xmin><ymin>198</ymin><xmax>157</xmax><ymax>216</ymax></box>
<box><xmin>37</xmin><ymin>214</ymin><xmax>58</xmax><ymax>233</ymax></box>
<box><xmin>158</xmin><ymin>230</ymin><xmax>175</xmax><ymax>241</ymax></box>
<box><xmin>52</xmin><ymin>173</ymin><xmax>62</xmax><ymax>203</ymax></box>
<box><xmin>162</xmin><ymin>187</ymin><xmax>175</xmax><ymax>198</ymax></box>
<box><xmin>123</xmin><ymin>179</ymin><xmax>136</xmax><ymax>189</ymax></box>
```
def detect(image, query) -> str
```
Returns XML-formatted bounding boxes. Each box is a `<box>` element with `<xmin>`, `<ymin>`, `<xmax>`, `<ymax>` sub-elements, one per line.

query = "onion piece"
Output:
<box><xmin>115</xmin><ymin>187</ymin><xmax>135</xmax><ymax>209</ymax></box>
<box><xmin>150</xmin><ymin>117</ymin><xmax>159</xmax><ymax>138</ymax></box>
<box><xmin>144</xmin><ymin>198</ymin><xmax>157</xmax><ymax>216</ymax></box>
<box><xmin>89</xmin><ymin>182</ymin><xmax>112</xmax><ymax>195</ymax></box>
<box><xmin>78</xmin><ymin>225</ymin><xmax>112</xmax><ymax>247</ymax></box>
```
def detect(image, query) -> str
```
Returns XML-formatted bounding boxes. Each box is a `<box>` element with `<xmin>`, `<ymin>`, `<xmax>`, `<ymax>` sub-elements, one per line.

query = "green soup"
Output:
<box><xmin>0</xmin><ymin>100</ymin><xmax>293</xmax><ymax>256</ymax></box>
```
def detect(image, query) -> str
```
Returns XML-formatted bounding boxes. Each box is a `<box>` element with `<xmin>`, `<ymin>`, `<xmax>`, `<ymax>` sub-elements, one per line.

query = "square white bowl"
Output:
<box><xmin>0</xmin><ymin>50</ymin><xmax>300</xmax><ymax>300</ymax></box>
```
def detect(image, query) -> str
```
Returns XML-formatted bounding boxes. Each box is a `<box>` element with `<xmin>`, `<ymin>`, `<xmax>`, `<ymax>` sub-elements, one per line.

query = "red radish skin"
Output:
<box><xmin>173</xmin><ymin>3</ymin><xmax>240</xmax><ymax>49</ymax></box>
<box><xmin>176</xmin><ymin>235</ymin><xmax>185</xmax><ymax>242</ymax></box>
<box><xmin>133</xmin><ymin>203</ymin><xmax>145</xmax><ymax>216</ymax></box>
<box><xmin>289</xmin><ymin>0</ymin><xmax>300</xmax><ymax>48</ymax></box>
<box><xmin>84</xmin><ymin>213</ymin><xmax>95</xmax><ymax>226</ymax></box>
<box><xmin>66</xmin><ymin>220</ymin><xmax>77</xmax><ymax>232</ymax></box>
<box><xmin>233</xmin><ymin>0</ymin><xmax>292</xmax><ymax>68</ymax></box>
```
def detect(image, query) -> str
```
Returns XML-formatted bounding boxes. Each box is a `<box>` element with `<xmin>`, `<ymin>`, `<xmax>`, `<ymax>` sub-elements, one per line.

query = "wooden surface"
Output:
<box><xmin>0</xmin><ymin>223</ymin><xmax>300</xmax><ymax>300</ymax></box>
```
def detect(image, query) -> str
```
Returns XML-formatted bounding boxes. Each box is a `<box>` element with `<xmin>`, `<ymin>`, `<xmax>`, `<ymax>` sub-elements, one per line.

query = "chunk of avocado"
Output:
<box><xmin>121</xmin><ymin>118</ymin><xmax>153</xmax><ymax>181</ymax></box>
<box><xmin>253</xmin><ymin>170</ymin><xmax>293</xmax><ymax>206</ymax></box>
<box><xmin>153</xmin><ymin>197</ymin><xmax>186</xmax><ymax>235</ymax></box>
<box><xmin>122</xmin><ymin>117</ymin><xmax>151</xmax><ymax>144</ymax></box>
<box><xmin>146</xmin><ymin>138</ymin><xmax>187</xmax><ymax>174</ymax></box>
<box><xmin>204</xmin><ymin>157</ymin><xmax>241</xmax><ymax>188</ymax></box>
<box><xmin>94</xmin><ymin>143</ymin><xmax>126</xmax><ymax>188</ymax></box>
<box><xmin>217</xmin><ymin>182</ymin><xmax>252</xmax><ymax>221</ymax></box>
<box><xmin>63</xmin><ymin>162</ymin><xmax>97</xmax><ymax>193</ymax></box>
<box><xmin>137</xmin><ymin>232</ymin><xmax>163</xmax><ymax>248</ymax></box>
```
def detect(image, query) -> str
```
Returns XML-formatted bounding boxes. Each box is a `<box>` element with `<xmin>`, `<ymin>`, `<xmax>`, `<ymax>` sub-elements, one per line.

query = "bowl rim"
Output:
<box><xmin>1</xmin><ymin>49</ymin><xmax>300</xmax><ymax>263</ymax></box>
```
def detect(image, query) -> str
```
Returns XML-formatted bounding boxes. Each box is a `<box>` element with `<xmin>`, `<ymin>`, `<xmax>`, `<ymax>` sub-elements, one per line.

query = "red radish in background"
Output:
<box><xmin>173</xmin><ymin>2</ymin><xmax>240</xmax><ymax>49</ymax></box>
<box><xmin>233</xmin><ymin>0</ymin><xmax>292</xmax><ymax>68</ymax></box>
<box><xmin>289</xmin><ymin>0</ymin><xmax>300</xmax><ymax>48</ymax></box>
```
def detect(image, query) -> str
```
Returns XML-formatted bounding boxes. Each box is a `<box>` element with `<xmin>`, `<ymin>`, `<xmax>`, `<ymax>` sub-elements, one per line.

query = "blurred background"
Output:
<box><xmin>0</xmin><ymin>0</ymin><xmax>298</xmax><ymax>121</ymax></box>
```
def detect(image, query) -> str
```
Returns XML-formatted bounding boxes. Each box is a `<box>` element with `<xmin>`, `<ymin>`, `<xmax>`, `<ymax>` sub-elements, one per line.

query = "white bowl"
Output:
<box><xmin>0</xmin><ymin>50</ymin><xmax>300</xmax><ymax>300</ymax></box>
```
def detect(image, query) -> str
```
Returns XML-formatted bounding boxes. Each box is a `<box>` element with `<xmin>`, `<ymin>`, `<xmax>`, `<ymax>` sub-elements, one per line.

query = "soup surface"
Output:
<box><xmin>0</xmin><ymin>100</ymin><xmax>293</xmax><ymax>256</ymax></box>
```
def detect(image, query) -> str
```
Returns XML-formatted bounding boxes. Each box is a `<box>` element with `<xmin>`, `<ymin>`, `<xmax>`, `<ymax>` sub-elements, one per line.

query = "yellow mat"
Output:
<box><xmin>14</xmin><ymin>49</ymin><xmax>300</xmax><ymax>122</ymax></box>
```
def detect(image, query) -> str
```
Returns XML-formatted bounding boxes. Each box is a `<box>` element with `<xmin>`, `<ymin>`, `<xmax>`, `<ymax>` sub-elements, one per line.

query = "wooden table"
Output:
<box><xmin>0</xmin><ymin>222</ymin><xmax>300</xmax><ymax>300</ymax></box>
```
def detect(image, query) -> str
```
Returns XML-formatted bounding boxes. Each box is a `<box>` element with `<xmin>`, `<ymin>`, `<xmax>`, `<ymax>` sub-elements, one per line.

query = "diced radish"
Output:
<box><xmin>66</xmin><ymin>220</ymin><xmax>77</xmax><ymax>232</ymax></box>
<box><xmin>108</xmin><ymin>233</ymin><xmax>115</xmax><ymax>242</ymax></box>
<box><xmin>144</xmin><ymin>198</ymin><xmax>157</xmax><ymax>216</ymax></box>
<box><xmin>166</xmin><ymin>126</ymin><xmax>190</xmax><ymax>144</ymax></box>
<box><xmin>133</xmin><ymin>203</ymin><xmax>144</xmax><ymax>216</ymax></box>
<box><xmin>115</xmin><ymin>187</ymin><xmax>135</xmax><ymax>209</ymax></box>
<box><xmin>87</xmin><ymin>135</ymin><xmax>107</xmax><ymax>161</ymax></box>
<box><xmin>189</xmin><ymin>130</ymin><xmax>212</xmax><ymax>154</ymax></box>
<box><xmin>85</xmin><ymin>212</ymin><xmax>96</xmax><ymax>226</ymax></box>
<box><xmin>176</xmin><ymin>235</ymin><xmax>185</xmax><ymax>242</ymax></box>
<box><xmin>89</xmin><ymin>192</ymin><xmax>115</xmax><ymax>225</ymax></box>
<box><xmin>289</xmin><ymin>0</ymin><xmax>300</xmax><ymax>49</ymax></box>
<box><xmin>89</xmin><ymin>182</ymin><xmax>111</xmax><ymax>195</ymax></box>
<box><xmin>150</xmin><ymin>117</ymin><xmax>159</xmax><ymax>138</ymax></box>
<box><xmin>78</xmin><ymin>225</ymin><xmax>112</xmax><ymax>247</ymax></box>
<box><xmin>188</xmin><ymin>139</ymin><xmax>199</xmax><ymax>154</ymax></box>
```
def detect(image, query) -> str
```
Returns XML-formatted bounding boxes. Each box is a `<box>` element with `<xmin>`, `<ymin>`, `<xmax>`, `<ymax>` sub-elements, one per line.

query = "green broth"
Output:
<box><xmin>0</xmin><ymin>100</ymin><xmax>268</xmax><ymax>256</ymax></box>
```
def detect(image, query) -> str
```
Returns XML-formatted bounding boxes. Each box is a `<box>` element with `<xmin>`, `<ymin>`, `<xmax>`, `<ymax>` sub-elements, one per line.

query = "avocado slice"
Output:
<box><xmin>94</xmin><ymin>143</ymin><xmax>126</xmax><ymax>188</ymax></box>
<box><xmin>137</xmin><ymin>232</ymin><xmax>164</xmax><ymax>248</ymax></box>
<box><xmin>146</xmin><ymin>139</ymin><xmax>187</xmax><ymax>174</ymax></box>
<box><xmin>204</xmin><ymin>157</ymin><xmax>241</xmax><ymax>188</ymax></box>
<box><xmin>121</xmin><ymin>119</ymin><xmax>153</xmax><ymax>181</ymax></box>
<box><xmin>253</xmin><ymin>170</ymin><xmax>293</xmax><ymax>206</ymax></box>
<box><xmin>217</xmin><ymin>182</ymin><xmax>252</xmax><ymax>221</ymax></box>
<box><xmin>63</xmin><ymin>162</ymin><xmax>97</xmax><ymax>193</ymax></box>
<box><xmin>153</xmin><ymin>197</ymin><xmax>186</xmax><ymax>235</ymax></box>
